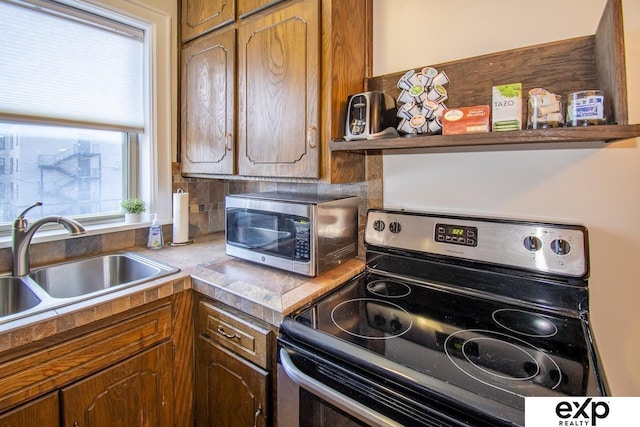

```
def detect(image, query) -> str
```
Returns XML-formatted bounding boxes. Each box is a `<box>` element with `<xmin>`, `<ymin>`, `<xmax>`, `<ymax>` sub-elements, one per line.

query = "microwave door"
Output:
<box><xmin>236</xmin><ymin>227</ymin><xmax>292</xmax><ymax>249</ymax></box>
<box><xmin>227</xmin><ymin>209</ymin><xmax>304</xmax><ymax>260</ymax></box>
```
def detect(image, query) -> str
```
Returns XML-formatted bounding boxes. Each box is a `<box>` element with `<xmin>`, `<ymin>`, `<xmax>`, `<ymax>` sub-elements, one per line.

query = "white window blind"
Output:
<box><xmin>0</xmin><ymin>0</ymin><xmax>145</xmax><ymax>132</ymax></box>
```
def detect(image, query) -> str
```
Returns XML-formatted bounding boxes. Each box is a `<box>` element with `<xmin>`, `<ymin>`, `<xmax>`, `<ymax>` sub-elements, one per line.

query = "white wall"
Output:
<box><xmin>374</xmin><ymin>0</ymin><xmax>640</xmax><ymax>395</ymax></box>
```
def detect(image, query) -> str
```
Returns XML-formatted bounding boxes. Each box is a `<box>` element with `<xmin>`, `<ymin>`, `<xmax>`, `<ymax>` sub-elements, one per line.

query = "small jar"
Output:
<box><xmin>566</xmin><ymin>90</ymin><xmax>606</xmax><ymax>126</ymax></box>
<box><xmin>527</xmin><ymin>93</ymin><xmax>563</xmax><ymax>129</ymax></box>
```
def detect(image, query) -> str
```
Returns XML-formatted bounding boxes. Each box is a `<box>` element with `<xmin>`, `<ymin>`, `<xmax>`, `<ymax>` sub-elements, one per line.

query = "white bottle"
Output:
<box><xmin>147</xmin><ymin>213</ymin><xmax>164</xmax><ymax>249</ymax></box>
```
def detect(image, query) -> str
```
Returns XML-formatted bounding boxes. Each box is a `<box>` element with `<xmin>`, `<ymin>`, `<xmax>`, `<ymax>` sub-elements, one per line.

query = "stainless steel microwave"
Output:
<box><xmin>225</xmin><ymin>192</ymin><xmax>359</xmax><ymax>276</ymax></box>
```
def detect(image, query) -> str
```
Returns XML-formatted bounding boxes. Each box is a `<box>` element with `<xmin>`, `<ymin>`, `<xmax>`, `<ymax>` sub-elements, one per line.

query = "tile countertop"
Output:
<box><xmin>0</xmin><ymin>232</ymin><xmax>365</xmax><ymax>352</ymax></box>
<box><xmin>130</xmin><ymin>232</ymin><xmax>365</xmax><ymax>325</ymax></box>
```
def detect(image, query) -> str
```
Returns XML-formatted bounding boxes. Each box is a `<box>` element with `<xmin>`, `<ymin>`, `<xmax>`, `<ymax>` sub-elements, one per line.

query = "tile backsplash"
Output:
<box><xmin>0</xmin><ymin>157</ymin><xmax>382</xmax><ymax>274</ymax></box>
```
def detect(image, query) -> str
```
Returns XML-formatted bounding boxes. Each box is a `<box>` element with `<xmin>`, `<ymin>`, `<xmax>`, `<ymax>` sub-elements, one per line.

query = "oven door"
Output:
<box><xmin>277</xmin><ymin>345</ymin><xmax>401</xmax><ymax>427</ymax></box>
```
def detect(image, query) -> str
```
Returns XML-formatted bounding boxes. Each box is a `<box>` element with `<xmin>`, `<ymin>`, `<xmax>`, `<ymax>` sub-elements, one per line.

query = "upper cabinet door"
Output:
<box><xmin>182</xmin><ymin>0</ymin><xmax>236</xmax><ymax>42</ymax></box>
<box><xmin>237</xmin><ymin>0</ymin><xmax>285</xmax><ymax>18</ymax></box>
<box><xmin>237</xmin><ymin>0</ymin><xmax>320</xmax><ymax>178</ymax></box>
<box><xmin>181</xmin><ymin>28</ymin><xmax>236</xmax><ymax>176</ymax></box>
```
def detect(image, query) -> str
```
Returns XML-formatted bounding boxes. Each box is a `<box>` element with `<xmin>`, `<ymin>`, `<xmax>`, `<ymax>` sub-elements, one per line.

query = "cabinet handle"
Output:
<box><xmin>217</xmin><ymin>325</ymin><xmax>240</xmax><ymax>340</ymax></box>
<box><xmin>253</xmin><ymin>403</ymin><xmax>263</xmax><ymax>427</ymax></box>
<box><xmin>225</xmin><ymin>133</ymin><xmax>233</xmax><ymax>151</ymax></box>
<box><xmin>73</xmin><ymin>422</ymin><xmax>79</xmax><ymax>427</ymax></box>
<box><xmin>307</xmin><ymin>126</ymin><xmax>317</xmax><ymax>148</ymax></box>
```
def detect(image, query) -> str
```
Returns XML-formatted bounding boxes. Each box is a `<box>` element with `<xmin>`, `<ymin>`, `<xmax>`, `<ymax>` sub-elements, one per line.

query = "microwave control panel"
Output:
<box><xmin>294</xmin><ymin>220</ymin><xmax>311</xmax><ymax>261</ymax></box>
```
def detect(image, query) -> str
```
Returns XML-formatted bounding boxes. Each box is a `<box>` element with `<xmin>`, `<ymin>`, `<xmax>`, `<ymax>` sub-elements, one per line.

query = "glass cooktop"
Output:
<box><xmin>291</xmin><ymin>271</ymin><xmax>602</xmax><ymax>410</ymax></box>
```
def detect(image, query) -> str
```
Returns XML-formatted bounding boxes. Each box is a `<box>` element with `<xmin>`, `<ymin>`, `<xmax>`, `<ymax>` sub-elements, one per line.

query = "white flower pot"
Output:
<box><xmin>124</xmin><ymin>213</ymin><xmax>141</xmax><ymax>223</ymax></box>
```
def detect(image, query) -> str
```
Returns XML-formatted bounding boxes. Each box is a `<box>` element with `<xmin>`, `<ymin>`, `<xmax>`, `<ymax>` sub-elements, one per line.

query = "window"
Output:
<box><xmin>0</xmin><ymin>123</ymin><xmax>130</xmax><ymax>220</ymax></box>
<box><xmin>0</xmin><ymin>0</ymin><xmax>149</xmax><ymax>227</ymax></box>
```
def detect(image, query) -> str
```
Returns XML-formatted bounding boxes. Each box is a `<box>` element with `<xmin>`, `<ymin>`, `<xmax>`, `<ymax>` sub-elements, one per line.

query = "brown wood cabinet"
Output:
<box><xmin>181</xmin><ymin>0</ymin><xmax>285</xmax><ymax>42</ymax></box>
<box><xmin>181</xmin><ymin>27</ymin><xmax>236</xmax><ymax>175</ymax></box>
<box><xmin>0</xmin><ymin>292</ymin><xmax>194</xmax><ymax>427</ymax></box>
<box><xmin>195</xmin><ymin>298</ymin><xmax>275</xmax><ymax>427</ymax></box>
<box><xmin>61</xmin><ymin>342</ymin><xmax>174</xmax><ymax>426</ymax></box>
<box><xmin>238</xmin><ymin>0</ymin><xmax>285</xmax><ymax>18</ymax></box>
<box><xmin>196</xmin><ymin>338</ymin><xmax>269</xmax><ymax>427</ymax></box>
<box><xmin>180</xmin><ymin>0</ymin><xmax>372</xmax><ymax>183</ymax></box>
<box><xmin>237</xmin><ymin>0</ymin><xmax>319</xmax><ymax>178</ymax></box>
<box><xmin>0</xmin><ymin>393</ymin><xmax>59</xmax><ymax>427</ymax></box>
<box><xmin>182</xmin><ymin>0</ymin><xmax>235</xmax><ymax>42</ymax></box>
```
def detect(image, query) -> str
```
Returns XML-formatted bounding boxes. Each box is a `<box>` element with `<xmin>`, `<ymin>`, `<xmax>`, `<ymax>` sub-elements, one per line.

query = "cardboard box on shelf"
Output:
<box><xmin>442</xmin><ymin>105</ymin><xmax>490</xmax><ymax>135</ymax></box>
<box><xmin>492</xmin><ymin>83</ymin><xmax>523</xmax><ymax>131</ymax></box>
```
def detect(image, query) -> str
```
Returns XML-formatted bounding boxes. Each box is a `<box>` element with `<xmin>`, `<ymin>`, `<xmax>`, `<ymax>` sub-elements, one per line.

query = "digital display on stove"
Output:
<box><xmin>435</xmin><ymin>223</ymin><xmax>478</xmax><ymax>247</ymax></box>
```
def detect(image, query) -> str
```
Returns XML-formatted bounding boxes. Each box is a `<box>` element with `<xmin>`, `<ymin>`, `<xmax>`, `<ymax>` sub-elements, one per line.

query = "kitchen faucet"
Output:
<box><xmin>12</xmin><ymin>201</ymin><xmax>86</xmax><ymax>277</ymax></box>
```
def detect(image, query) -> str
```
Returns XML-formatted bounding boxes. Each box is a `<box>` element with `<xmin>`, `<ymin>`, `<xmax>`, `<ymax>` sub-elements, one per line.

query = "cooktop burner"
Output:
<box><xmin>366</xmin><ymin>279</ymin><xmax>412</xmax><ymax>298</ymax></box>
<box><xmin>492</xmin><ymin>309</ymin><xmax>559</xmax><ymax>338</ymax></box>
<box><xmin>331</xmin><ymin>298</ymin><xmax>413</xmax><ymax>339</ymax></box>
<box><xmin>444</xmin><ymin>329</ymin><xmax>564</xmax><ymax>392</ymax></box>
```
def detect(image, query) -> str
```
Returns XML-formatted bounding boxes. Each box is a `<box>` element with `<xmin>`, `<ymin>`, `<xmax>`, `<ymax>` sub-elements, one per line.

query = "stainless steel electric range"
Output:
<box><xmin>277</xmin><ymin>209</ymin><xmax>608</xmax><ymax>427</ymax></box>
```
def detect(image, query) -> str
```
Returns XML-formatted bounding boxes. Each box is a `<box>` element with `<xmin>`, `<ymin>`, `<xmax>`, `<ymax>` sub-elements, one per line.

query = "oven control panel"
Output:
<box><xmin>365</xmin><ymin>209</ymin><xmax>588</xmax><ymax>278</ymax></box>
<box><xmin>435</xmin><ymin>223</ymin><xmax>478</xmax><ymax>247</ymax></box>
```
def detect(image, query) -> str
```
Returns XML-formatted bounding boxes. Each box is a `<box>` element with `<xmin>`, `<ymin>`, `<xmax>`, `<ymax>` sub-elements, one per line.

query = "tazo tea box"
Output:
<box><xmin>492</xmin><ymin>83</ymin><xmax>522</xmax><ymax>131</ymax></box>
<box><xmin>442</xmin><ymin>105</ymin><xmax>490</xmax><ymax>135</ymax></box>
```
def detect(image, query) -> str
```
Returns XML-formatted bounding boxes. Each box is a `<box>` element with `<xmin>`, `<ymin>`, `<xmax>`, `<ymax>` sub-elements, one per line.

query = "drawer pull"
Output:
<box><xmin>217</xmin><ymin>325</ymin><xmax>240</xmax><ymax>340</ymax></box>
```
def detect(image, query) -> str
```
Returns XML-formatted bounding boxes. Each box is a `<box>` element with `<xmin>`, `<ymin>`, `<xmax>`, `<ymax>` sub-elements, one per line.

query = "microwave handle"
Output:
<box><xmin>279</xmin><ymin>348</ymin><xmax>402</xmax><ymax>427</ymax></box>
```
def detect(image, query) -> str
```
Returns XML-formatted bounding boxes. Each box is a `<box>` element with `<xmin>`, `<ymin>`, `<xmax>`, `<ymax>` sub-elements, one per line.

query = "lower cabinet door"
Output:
<box><xmin>61</xmin><ymin>342</ymin><xmax>174</xmax><ymax>427</ymax></box>
<box><xmin>196</xmin><ymin>335</ymin><xmax>269</xmax><ymax>427</ymax></box>
<box><xmin>0</xmin><ymin>392</ymin><xmax>59</xmax><ymax>427</ymax></box>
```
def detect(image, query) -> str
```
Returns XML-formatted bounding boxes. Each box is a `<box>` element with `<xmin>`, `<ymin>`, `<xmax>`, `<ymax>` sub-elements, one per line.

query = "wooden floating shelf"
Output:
<box><xmin>330</xmin><ymin>124</ymin><xmax>640</xmax><ymax>152</ymax></box>
<box><xmin>331</xmin><ymin>0</ymin><xmax>637</xmax><ymax>154</ymax></box>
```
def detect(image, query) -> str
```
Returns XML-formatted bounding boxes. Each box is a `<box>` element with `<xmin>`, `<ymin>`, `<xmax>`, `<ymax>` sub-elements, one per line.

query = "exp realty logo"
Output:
<box><xmin>555</xmin><ymin>398</ymin><xmax>609</xmax><ymax>426</ymax></box>
<box><xmin>525</xmin><ymin>397</ymin><xmax>639</xmax><ymax>426</ymax></box>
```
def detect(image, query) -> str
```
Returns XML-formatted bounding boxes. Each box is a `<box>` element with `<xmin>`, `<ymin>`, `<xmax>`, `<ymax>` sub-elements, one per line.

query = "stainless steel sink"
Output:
<box><xmin>29</xmin><ymin>252</ymin><xmax>179</xmax><ymax>299</ymax></box>
<box><xmin>0</xmin><ymin>277</ymin><xmax>41</xmax><ymax>316</ymax></box>
<box><xmin>0</xmin><ymin>252</ymin><xmax>179</xmax><ymax>326</ymax></box>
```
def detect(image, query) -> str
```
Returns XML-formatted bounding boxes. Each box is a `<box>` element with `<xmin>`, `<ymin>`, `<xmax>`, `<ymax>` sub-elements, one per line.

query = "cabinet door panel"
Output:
<box><xmin>182</xmin><ymin>0</ymin><xmax>236</xmax><ymax>42</ymax></box>
<box><xmin>196</xmin><ymin>336</ymin><xmax>268</xmax><ymax>427</ymax></box>
<box><xmin>238</xmin><ymin>0</ymin><xmax>285</xmax><ymax>18</ymax></box>
<box><xmin>61</xmin><ymin>342</ymin><xmax>174</xmax><ymax>427</ymax></box>
<box><xmin>0</xmin><ymin>392</ymin><xmax>59</xmax><ymax>427</ymax></box>
<box><xmin>238</xmin><ymin>0</ymin><xmax>319</xmax><ymax>178</ymax></box>
<box><xmin>182</xmin><ymin>28</ymin><xmax>236</xmax><ymax>175</ymax></box>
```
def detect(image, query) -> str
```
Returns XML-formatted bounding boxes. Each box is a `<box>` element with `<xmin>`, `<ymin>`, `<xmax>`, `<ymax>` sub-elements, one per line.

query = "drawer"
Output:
<box><xmin>198</xmin><ymin>300</ymin><xmax>272</xmax><ymax>369</ymax></box>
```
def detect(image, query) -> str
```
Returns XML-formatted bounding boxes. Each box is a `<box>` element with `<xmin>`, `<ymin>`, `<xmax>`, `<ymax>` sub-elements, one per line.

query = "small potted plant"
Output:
<box><xmin>121</xmin><ymin>198</ymin><xmax>145</xmax><ymax>223</ymax></box>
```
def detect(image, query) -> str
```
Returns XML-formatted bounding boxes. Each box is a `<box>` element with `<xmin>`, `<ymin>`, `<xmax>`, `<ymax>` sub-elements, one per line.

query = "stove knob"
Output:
<box><xmin>389</xmin><ymin>222</ymin><xmax>402</xmax><ymax>234</ymax></box>
<box><xmin>523</xmin><ymin>236</ymin><xmax>542</xmax><ymax>251</ymax></box>
<box><xmin>373</xmin><ymin>220</ymin><xmax>385</xmax><ymax>232</ymax></box>
<box><xmin>550</xmin><ymin>239</ymin><xmax>571</xmax><ymax>255</ymax></box>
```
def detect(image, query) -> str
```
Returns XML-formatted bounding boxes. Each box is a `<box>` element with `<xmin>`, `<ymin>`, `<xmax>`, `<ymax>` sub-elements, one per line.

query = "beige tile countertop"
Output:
<box><xmin>0</xmin><ymin>232</ymin><xmax>364</xmax><ymax>351</ymax></box>
<box><xmin>131</xmin><ymin>232</ymin><xmax>365</xmax><ymax>325</ymax></box>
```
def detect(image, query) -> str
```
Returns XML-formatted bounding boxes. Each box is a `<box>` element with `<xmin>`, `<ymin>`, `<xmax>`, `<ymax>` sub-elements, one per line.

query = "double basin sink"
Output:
<box><xmin>0</xmin><ymin>252</ymin><xmax>180</xmax><ymax>324</ymax></box>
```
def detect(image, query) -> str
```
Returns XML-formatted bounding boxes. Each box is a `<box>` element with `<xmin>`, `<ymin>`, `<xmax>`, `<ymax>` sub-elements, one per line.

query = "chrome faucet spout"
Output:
<box><xmin>11</xmin><ymin>203</ymin><xmax>86</xmax><ymax>277</ymax></box>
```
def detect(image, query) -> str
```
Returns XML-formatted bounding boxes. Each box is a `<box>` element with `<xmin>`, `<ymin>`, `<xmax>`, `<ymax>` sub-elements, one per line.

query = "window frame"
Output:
<box><xmin>0</xmin><ymin>0</ymin><xmax>176</xmax><ymax>244</ymax></box>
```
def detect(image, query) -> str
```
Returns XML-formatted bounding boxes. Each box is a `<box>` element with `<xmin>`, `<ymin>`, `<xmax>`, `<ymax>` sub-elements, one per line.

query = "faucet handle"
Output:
<box><xmin>17</xmin><ymin>201</ymin><xmax>43</xmax><ymax>219</ymax></box>
<box><xmin>14</xmin><ymin>201</ymin><xmax>43</xmax><ymax>230</ymax></box>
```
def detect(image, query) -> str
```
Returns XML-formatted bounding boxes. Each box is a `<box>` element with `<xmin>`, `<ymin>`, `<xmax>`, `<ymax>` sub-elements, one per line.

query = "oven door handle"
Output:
<box><xmin>279</xmin><ymin>348</ymin><xmax>403</xmax><ymax>427</ymax></box>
